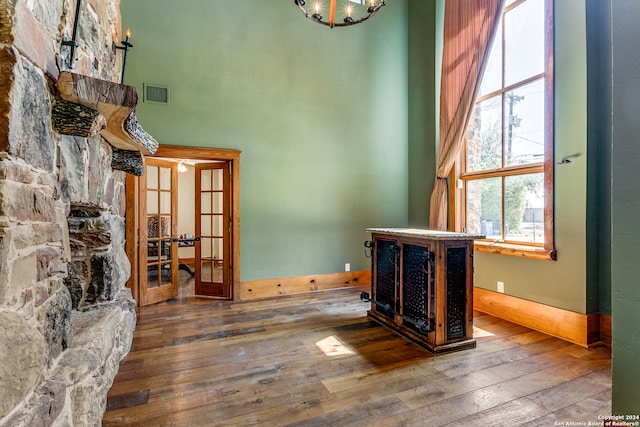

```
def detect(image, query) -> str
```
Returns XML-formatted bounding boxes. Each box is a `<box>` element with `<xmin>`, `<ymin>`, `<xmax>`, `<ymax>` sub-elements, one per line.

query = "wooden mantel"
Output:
<box><xmin>55</xmin><ymin>71</ymin><xmax>158</xmax><ymax>156</ymax></box>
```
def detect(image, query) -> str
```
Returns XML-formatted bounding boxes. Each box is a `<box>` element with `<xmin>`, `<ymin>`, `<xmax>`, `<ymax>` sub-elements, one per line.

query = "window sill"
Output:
<box><xmin>474</xmin><ymin>241</ymin><xmax>557</xmax><ymax>261</ymax></box>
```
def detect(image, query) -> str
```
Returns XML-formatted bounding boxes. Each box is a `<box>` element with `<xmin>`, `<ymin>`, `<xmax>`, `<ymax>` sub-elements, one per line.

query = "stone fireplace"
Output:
<box><xmin>0</xmin><ymin>0</ymin><xmax>150</xmax><ymax>425</ymax></box>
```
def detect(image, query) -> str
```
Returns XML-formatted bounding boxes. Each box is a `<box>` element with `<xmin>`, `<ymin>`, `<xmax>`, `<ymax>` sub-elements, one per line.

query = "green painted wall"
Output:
<box><xmin>122</xmin><ymin>0</ymin><xmax>410</xmax><ymax>281</ymax></box>
<box><xmin>472</xmin><ymin>0</ymin><xmax>590</xmax><ymax>314</ymax></box>
<box><xmin>610</xmin><ymin>0</ymin><xmax>640</xmax><ymax>414</ymax></box>
<box><xmin>406</xmin><ymin>0</ymin><xmax>444</xmax><ymax>229</ymax></box>
<box><xmin>407</xmin><ymin>1</ymin><xmax>438</xmax><ymax>228</ymax></box>
<box><xmin>586</xmin><ymin>0</ymin><xmax>612</xmax><ymax>316</ymax></box>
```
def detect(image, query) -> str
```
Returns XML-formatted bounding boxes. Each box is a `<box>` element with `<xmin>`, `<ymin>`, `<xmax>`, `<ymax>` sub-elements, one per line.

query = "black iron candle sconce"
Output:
<box><xmin>114</xmin><ymin>29</ymin><xmax>133</xmax><ymax>84</ymax></box>
<box><xmin>60</xmin><ymin>0</ymin><xmax>83</xmax><ymax>68</ymax></box>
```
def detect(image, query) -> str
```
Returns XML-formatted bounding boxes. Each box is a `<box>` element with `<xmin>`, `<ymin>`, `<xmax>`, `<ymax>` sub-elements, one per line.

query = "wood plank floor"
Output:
<box><xmin>104</xmin><ymin>287</ymin><xmax>612</xmax><ymax>426</ymax></box>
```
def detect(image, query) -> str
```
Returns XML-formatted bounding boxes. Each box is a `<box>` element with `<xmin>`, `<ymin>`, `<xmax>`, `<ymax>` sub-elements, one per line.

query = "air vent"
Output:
<box><xmin>143</xmin><ymin>84</ymin><xmax>169</xmax><ymax>104</ymax></box>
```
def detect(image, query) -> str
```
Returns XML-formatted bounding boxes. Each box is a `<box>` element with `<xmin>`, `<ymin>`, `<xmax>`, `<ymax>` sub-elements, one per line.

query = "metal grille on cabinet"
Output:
<box><xmin>402</xmin><ymin>244</ymin><xmax>435</xmax><ymax>334</ymax></box>
<box><xmin>446</xmin><ymin>247</ymin><xmax>467</xmax><ymax>340</ymax></box>
<box><xmin>374</xmin><ymin>239</ymin><xmax>397</xmax><ymax>319</ymax></box>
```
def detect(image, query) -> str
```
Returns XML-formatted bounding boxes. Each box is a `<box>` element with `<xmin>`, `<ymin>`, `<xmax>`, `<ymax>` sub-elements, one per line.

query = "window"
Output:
<box><xmin>458</xmin><ymin>0</ymin><xmax>555</xmax><ymax>260</ymax></box>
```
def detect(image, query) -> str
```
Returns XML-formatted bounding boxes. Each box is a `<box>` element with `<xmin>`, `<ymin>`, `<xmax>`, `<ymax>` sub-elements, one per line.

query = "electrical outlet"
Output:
<box><xmin>345</xmin><ymin>263</ymin><xmax>351</xmax><ymax>272</ymax></box>
<box><xmin>497</xmin><ymin>281</ymin><xmax>505</xmax><ymax>293</ymax></box>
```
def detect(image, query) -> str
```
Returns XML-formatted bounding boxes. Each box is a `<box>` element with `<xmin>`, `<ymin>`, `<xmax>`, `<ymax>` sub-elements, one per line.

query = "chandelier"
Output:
<box><xmin>294</xmin><ymin>0</ymin><xmax>387</xmax><ymax>28</ymax></box>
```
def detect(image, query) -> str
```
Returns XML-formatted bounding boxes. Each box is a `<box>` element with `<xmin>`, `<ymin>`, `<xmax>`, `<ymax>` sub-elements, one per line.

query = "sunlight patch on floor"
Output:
<box><xmin>316</xmin><ymin>335</ymin><xmax>355</xmax><ymax>357</ymax></box>
<box><xmin>473</xmin><ymin>326</ymin><xmax>495</xmax><ymax>338</ymax></box>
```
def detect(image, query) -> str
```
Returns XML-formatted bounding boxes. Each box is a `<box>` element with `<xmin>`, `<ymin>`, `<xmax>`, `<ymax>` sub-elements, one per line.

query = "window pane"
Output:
<box><xmin>147</xmin><ymin>166</ymin><xmax>158</xmax><ymax>189</ymax></box>
<box><xmin>212</xmin><ymin>169</ymin><xmax>223</xmax><ymax>191</ymax></box>
<box><xmin>147</xmin><ymin>191</ymin><xmax>158</xmax><ymax>215</ymax></box>
<box><xmin>147</xmin><ymin>265</ymin><xmax>160</xmax><ymax>288</ymax></box>
<box><xmin>159</xmin><ymin>216</ymin><xmax>171</xmax><ymax>237</ymax></box>
<box><xmin>201</xmin><ymin>260</ymin><xmax>213</xmax><ymax>281</ymax></box>
<box><xmin>479</xmin><ymin>19</ymin><xmax>502</xmax><ymax>97</ymax></box>
<box><xmin>504</xmin><ymin>0</ymin><xmax>544</xmax><ymax>86</ymax></box>
<box><xmin>160</xmin><ymin>191</ymin><xmax>171</xmax><ymax>215</ymax></box>
<box><xmin>213</xmin><ymin>238</ymin><xmax>223</xmax><ymax>260</ymax></box>
<box><xmin>213</xmin><ymin>192</ymin><xmax>223</xmax><ymax>214</ymax></box>
<box><xmin>213</xmin><ymin>215</ymin><xmax>223</xmax><ymax>236</ymax></box>
<box><xmin>466</xmin><ymin>178</ymin><xmax>502</xmax><ymax>241</ymax></box>
<box><xmin>505</xmin><ymin>173</ymin><xmax>544</xmax><ymax>244</ymax></box>
<box><xmin>160</xmin><ymin>263</ymin><xmax>173</xmax><ymax>286</ymax></box>
<box><xmin>504</xmin><ymin>79</ymin><xmax>545</xmax><ymax>166</ymax></box>
<box><xmin>201</xmin><ymin>170</ymin><xmax>212</xmax><ymax>191</ymax></box>
<box><xmin>201</xmin><ymin>215</ymin><xmax>212</xmax><ymax>236</ymax></box>
<box><xmin>160</xmin><ymin>238</ymin><xmax>171</xmax><ymax>259</ymax></box>
<box><xmin>466</xmin><ymin>96</ymin><xmax>502</xmax><ymax>172</ymax></box>
<box><xmin>201</xmin><ymin>237</ymin><xmax>212</xmax><ymax>258</ymax></box>
<box><xmin>159</xmin><ymin>167</ymin><xmax>171</xmax><ymax>190</ymax></box>
<box><xmin>202</xmin><ymin>192</ymin><xmax>212</xmax><ymax>214</ymax></box>
<box><xmin>147</xmin><ymin>215</ymin><xmax>159</xmax><ymax>238</ymax></box>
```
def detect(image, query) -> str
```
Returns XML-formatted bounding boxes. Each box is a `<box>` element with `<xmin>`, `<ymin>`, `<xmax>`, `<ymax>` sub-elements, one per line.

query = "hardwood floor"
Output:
<box><xmin>104</xmin><ymin>287</ymin><xmax>611</xmax><ymax>426</ymax></box>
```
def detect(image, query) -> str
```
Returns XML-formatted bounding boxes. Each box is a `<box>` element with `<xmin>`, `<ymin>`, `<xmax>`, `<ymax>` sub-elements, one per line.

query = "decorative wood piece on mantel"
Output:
<box><xmin>111</xmin><ymin>147</ymin><xmax>143</xmax><ymax>176</ymax></box>
<box><xmin>123</xmin><ymin>110</ymin><xmax>157</xmax><ymax>154</ymax></box>
<box><xmin>56</xmin><ymin>71</ymin><xmax>158</xmax><ymax>155</ymax></box>
<box><xmin>51</xmin><ymin>96</ymin><xmax>107</xmax><ymax>137</ymax></box>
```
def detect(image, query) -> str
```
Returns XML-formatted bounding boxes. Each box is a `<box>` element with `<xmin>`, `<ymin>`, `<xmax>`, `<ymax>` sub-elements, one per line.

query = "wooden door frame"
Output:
<box><xmin>125</xmin><ymin>145</ymin><xmax>241</xmax><ymax>305</ymax></box>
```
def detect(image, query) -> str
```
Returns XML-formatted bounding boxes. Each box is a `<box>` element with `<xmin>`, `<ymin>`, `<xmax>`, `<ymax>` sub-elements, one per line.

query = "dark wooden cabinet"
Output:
<box><xmin>365</xmin><ymin>228</ymin><xmax>483</xmax><ymax>354</ymax></box>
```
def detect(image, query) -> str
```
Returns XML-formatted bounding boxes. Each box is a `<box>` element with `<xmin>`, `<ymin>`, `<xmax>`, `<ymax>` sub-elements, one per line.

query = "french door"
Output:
<box><xmin>124</xmin><ymin>146</ymin><xmax>240</xmax><ymax>306</ymax></box>
<box><xmin>139</xmin><ymin>158</ymin><xmax>179</xmax><ymax>306</ymax></box>
<box><xmin>195</xmin><ymin>162</ymin><xmax>231</xmax><ymax>298</ymax></box>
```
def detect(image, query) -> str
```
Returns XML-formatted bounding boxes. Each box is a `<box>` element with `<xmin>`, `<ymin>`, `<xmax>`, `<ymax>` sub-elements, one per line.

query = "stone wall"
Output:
<box><xmin>0</xmin><ymin>0</ymin><xmax>137</xmax><ymax>425</ymax></box>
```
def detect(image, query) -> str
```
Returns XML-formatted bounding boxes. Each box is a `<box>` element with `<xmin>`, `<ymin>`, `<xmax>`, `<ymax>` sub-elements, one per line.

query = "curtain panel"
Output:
<box><xmin>428</xmin><ymin>0</ymin><xmax>505</xmax><ymax>230</ymax></box>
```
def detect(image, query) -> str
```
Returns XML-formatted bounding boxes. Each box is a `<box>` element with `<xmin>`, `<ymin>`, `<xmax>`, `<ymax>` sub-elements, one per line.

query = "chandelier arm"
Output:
<box><xmin>294</xmin><ymin>1</ymin><xmax>386</xmax><ymax>28</ymax></box>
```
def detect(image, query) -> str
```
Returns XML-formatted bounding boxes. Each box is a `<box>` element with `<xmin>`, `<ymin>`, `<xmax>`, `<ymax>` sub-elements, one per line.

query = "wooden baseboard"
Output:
<box><xmin>474</xmin><ymin>288</ymin><xmax>609</xmax><ymax>348</ymax></box>
<box><xmin>600</xmin><ymin>313</ymin><xmax>612</xmax><ymax>346</ymax></box>
<box><xmin>238</xmin><ymin>270</ymin><xmax>371</xmax><ymax>301</ymax></box>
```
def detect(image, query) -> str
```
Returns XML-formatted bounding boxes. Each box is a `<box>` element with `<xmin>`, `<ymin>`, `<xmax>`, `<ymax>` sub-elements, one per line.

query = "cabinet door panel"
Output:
<box><xmin>402</xmin><ymin>244</ymin><xmax>435</xmax><ymax>334</ymax></box>
<box><xmin>374</xmin><ymin>239</ymin><xmax>398</xmax><ymax>319</ymax></box>
<box><xmin>445</xmin><ymin>247</ymin><xmax>468</xmax><ymax>340</ymax></box>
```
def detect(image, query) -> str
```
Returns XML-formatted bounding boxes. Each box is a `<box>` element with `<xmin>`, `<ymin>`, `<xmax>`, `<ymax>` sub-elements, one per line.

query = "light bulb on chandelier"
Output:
<box><xmin>294</xmin><ymin>0</ymin><xmax>387</xmax><ymax>28</ymax></box>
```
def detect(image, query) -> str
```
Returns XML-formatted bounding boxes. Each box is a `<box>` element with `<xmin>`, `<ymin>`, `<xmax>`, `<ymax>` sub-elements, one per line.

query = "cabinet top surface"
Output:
<box><xmin>367</xmin><ymin>228</ymin><xmax>485</xmax><ymax>240</ymax></box>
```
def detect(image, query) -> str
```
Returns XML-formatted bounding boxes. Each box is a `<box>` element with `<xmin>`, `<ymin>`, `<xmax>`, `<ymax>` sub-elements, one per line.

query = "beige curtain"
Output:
<box><xmin>429</xmin><ymin>0</ymin><xmax>505</xmax><ymax>230</ymax></box>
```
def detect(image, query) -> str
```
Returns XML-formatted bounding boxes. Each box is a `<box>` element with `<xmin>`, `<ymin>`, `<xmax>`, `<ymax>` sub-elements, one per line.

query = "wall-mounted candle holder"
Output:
<box><xmin>60</xmin><ymin>0</ymin><xmax>83</xmax><ymax>68</ymax></box>
<box><xmin>114</xmin><ymin>29</ymin><xmax>133</xmax><ymax>84</ymax></box>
